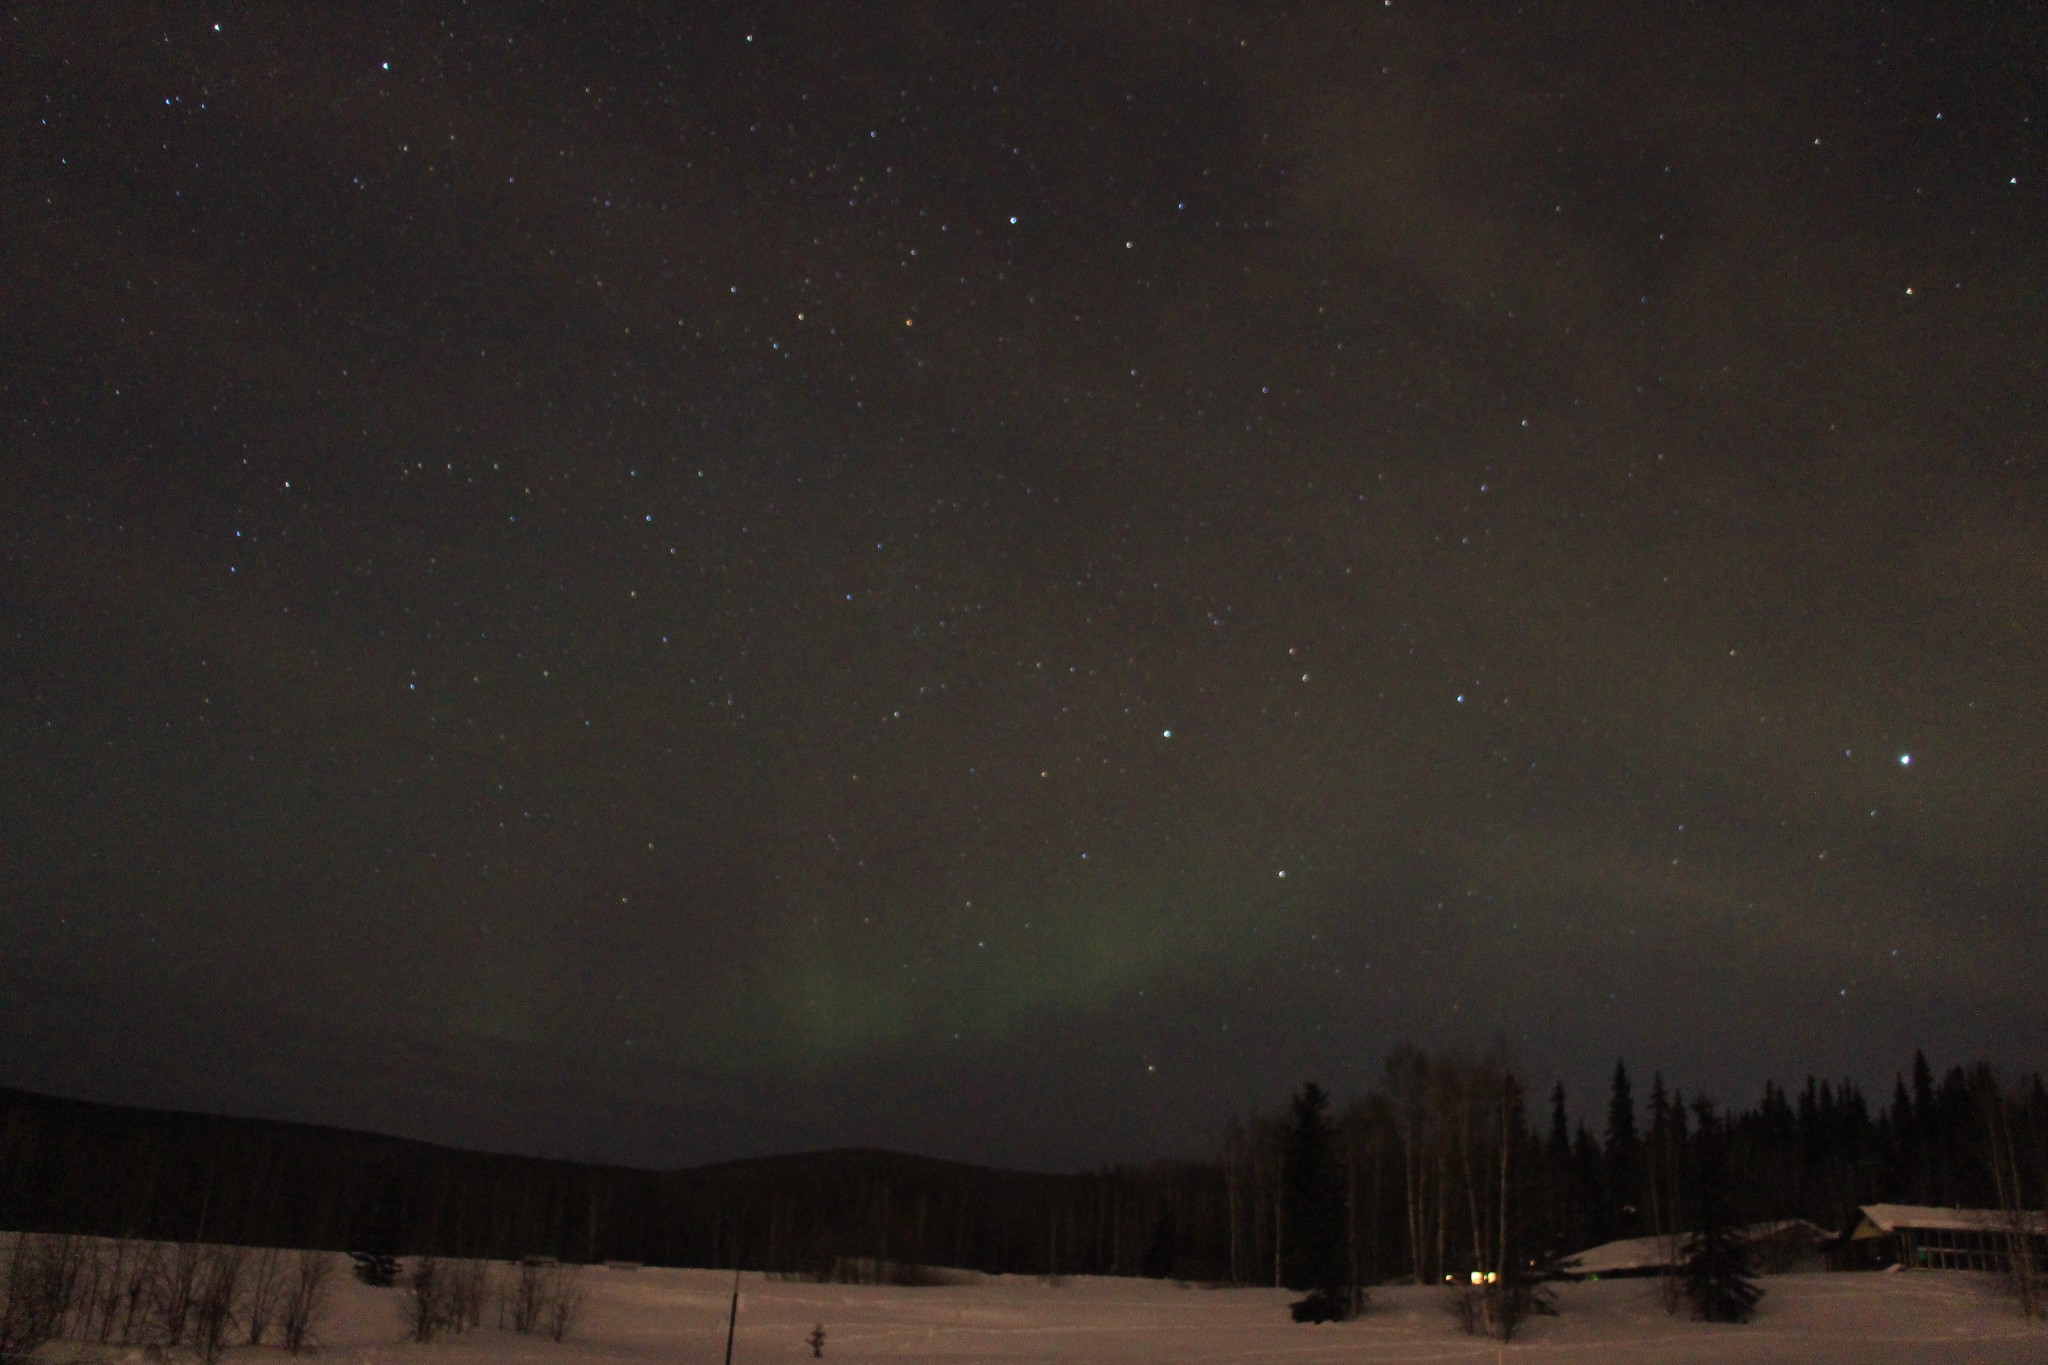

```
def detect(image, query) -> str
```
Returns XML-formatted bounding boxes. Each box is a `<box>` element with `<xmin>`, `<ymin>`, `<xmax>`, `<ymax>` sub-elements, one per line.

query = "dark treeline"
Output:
<box><xmin>2</xmin><ymin>1086</ymin><xmax>666</xmax><ymax>1262</ymax></box>
<box><xmin>3</xmin><ymin>1050</ymin><xmax>2043</xmax><ymax>1284</ymax></box>
<box><xmin>1210</xmin><ymin>1049</ymin><xmax>2048</xmax><ymax>1290</ymax></box>
<box><xmin>0</xmin><ymin>1087</ymin><xmax>1210</xmax><ymax>1275</ymax></box>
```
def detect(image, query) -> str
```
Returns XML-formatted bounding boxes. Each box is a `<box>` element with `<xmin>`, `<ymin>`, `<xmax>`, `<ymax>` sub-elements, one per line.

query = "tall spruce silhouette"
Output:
<box><xmin>1603</xmin><ymin>1061</ymin><xmax>1641</xmax><ymax>1239</ymax></box>
<box><xmin>1281</xmin><ymin>1083</ymin><xmax>1351</xmax><ymax>1321</ymax></box>
<box><xmin>1681</xmin><ymin>1098</ymin><xmax>1761</xmax><ymax>1323</ymax></box>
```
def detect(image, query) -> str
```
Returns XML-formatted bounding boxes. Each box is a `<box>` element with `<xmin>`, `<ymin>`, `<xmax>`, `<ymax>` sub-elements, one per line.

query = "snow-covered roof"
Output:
<box><xmin>1561</xmin><ymin>1221</ymin><xmax>1831</xmax><ymax>1275</ymax></box>
<box><xmin>1853</xmin><ymin>1204</ymin><xmax>2048</xmax><ymax>1238</ymax></box>
<box><xmin>1746</xmin><ymin>1219</ymin><xmax>1833</xmax><ymax>1241</ymax></box>
<box><xmin>1562</xmin><ymin>1234</ymin><xmax>1681</xmax><ymax>1275</ymax></box>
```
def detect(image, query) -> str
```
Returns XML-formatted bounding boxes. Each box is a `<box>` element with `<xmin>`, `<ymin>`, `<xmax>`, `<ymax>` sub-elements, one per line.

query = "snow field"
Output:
<box><xmin>274</xmin><ymin>1264</ymin><xmax>2046</xmax><ymax>1365</ymax></box>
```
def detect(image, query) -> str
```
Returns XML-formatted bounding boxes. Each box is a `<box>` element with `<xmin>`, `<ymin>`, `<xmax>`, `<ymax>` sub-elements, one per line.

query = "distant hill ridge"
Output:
<box><xmin>0</xmin><ymin>1085</ymin><xmax>1149</xmax><ymax>1274</ymax></box>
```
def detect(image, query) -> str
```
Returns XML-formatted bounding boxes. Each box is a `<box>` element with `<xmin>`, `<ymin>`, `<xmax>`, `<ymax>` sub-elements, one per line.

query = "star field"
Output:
<box><xmin>2</xmin><ymin>2</ymin><xmax>2044</xmax><ymax>1168</ymax></box>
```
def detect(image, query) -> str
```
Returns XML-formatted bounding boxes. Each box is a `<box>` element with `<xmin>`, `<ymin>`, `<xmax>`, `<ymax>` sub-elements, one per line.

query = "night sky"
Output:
<box><xmin>4</xmin><ymin>3</ymin><xmax>2044</xmax><ymax>1172</ymax></box>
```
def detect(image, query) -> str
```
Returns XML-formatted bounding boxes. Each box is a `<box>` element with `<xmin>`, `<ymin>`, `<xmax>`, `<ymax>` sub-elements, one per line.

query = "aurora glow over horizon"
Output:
<box><xmin>3</xmin><ymin>1</ymin><xmax>2044</xmax><ymax>1170</ymax></box>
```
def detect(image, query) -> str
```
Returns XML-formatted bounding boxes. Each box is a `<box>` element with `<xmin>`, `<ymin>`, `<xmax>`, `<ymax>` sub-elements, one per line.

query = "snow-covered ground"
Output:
<box><xmin>206</xmin><ymin>1264</ymin><xmax>2046</xmax><ymax>1364</ymax></box>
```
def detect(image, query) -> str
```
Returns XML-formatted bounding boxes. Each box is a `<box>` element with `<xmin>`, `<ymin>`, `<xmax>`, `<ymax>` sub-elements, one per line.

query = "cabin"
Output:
<box><xmin>1559</xmin><ymin>1220</ymin><xmax>1833</xmax><ymax>1279</ymax></box>
<box><xmin>1836</xmin><ymin>1204</ymin><xmax>2048</xmax><ymax>1273</ymax></box>
<box><xmin>1745</xmin><ymin>1219</ymin><xmax>1839</xmax><ymax>1274</ymax></box>
<box><xmin>1558</xmin><ymin>1232</ymin><xmax>1681</xmax><ymax>1279</ymax></box>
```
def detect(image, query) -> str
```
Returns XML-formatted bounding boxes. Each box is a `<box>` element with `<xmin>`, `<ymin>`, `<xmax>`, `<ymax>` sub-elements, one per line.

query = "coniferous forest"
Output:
<box><xmin>2</xmin><ymin>1051</ymin><xmax>2042</xmax><ymax>1288</ymax></box>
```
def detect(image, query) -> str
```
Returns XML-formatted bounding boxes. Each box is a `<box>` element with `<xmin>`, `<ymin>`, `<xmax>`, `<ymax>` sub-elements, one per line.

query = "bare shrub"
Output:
<box><xmin>827</xmin><ymin>1257</ymin><xmax>980</xmax><ymax>1287</ymax></box>
<box><xmin>62</xmin><ymin>1237</ymin><xmax>143</xmax><ymax>1347</ymax></box>
<box><xmin>242</xmin><ymin>1247</ymin><xmax>286</xmax><ymax>1346</ymax></box>
<box><xmin>508</xmin><ymin>1260</ymin><xmax>586</xmax><ymax>1341</ymax></box>
<box><xmin>510</xmin><ymin>1260</ymin><xmax>549</xmax><ymax>1335</ymax></box>
<box><xmin>190</xmin><ymin>1245</ymin><xmax>246</xmax><ymax>1363</ymax></box>
<box><xmin>0</xmin><ymin>1233</ymin><xmax>86</xmax><ymax>1361</ymax></box>
<box><xmin>53</xmin><ymin>1236</ymin><xmax>97</xmax><ymax>1343</ymax></box>
<box><xmin>66</xmin><ymin>1238</ymin><xmax>107</xmax><ymax>1343</ymax></box>
<box><xmin>402</xmin><ymin>1255</ymin><xmax>448</xmax><ymax>1343</ymax></box>
<box><xmin>151</xmin><ymin>1240</ymin><xmax>208</xmax><ymax>1347</ymax></box>
<box><xmin>445</xmin><ymin>1258</ymin><xmax>489</xmax><ymax>1333</ymax></box>
<box><xmin>396</xmin><ymin>1255</ymin><xmax>492</xmax><ymax>1342</ymax></box>
<box><xmin>1489</xmin><ymin>1278</ymin><xmax>1554</xmax><ymax>1341</ymax></box>
<box><xmin>1446</xmin><ymin>1281</ymin><xmax>1484</xmax><ymax>1335</ymax></box>
<box><xmin>543</xmin><ymin>1268</ymin><xmax>585</xmax><ymax>1342</ymax></box>
<box><xmin>279</xmin><ymin>1250</ymin><xmax>336</xmax><ymax>1354</ymax></box>
<box><xmin>115</xmin><ymin>1239</ymin><xmax>165</xmax><ymax>1345</ymax></box>
<box><xmin>83</xmin><ymin>1238</ymin><xmax>136</xmax><ymax>1344</ymax></box>
<box><xmin>1447</xmin><ymin>1275</ymin><xmax>1554</xmax><ymax>1342</ymax></box>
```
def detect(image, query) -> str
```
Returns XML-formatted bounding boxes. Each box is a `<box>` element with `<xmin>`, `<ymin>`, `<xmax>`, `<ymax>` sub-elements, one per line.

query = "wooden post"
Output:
<box><xmin>723</xmin><ymin>1264</ymin><xmax>741</xmax><ymax>1365</ymax></box>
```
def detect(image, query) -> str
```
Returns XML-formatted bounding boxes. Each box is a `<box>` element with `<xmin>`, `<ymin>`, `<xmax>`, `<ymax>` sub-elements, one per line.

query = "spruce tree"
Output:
<box><xmin>1282</xmin><ymin>1082</ymin><xmax>1350</xmax><ymax>1321</ymax></box>
<box><xmin>1546</xmin><ymin>1084</ymin><xmax>1571</xmax><ymax>1254</ymax></box>
<box><xmin>1646</xmin><ymin>1073</ymin><xmax>1671</xmax><ymax>1235</ymax></box>
<box><xmin>1141</xmin><ymin>1206</ymin><xmax>1178</xmax><ymax>1279</ymax></box>
<box><xmin>1568</xmin><ymin>1125</ymin><xmax>1603</xmax><ymax>1252</ymax></box>
<box><xmin>1680</xmin><ymin>1099</ymin><xmax>1761</xmax><ymax>1324</ymax></box>
<box><xmin>1604</xmin><ymin>1061</ymin><xmax>1641</xmax><ymax>1238</ymax></box>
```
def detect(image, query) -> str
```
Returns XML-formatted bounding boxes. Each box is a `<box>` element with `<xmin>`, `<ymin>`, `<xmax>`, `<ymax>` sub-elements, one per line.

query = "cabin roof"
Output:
<box><xmin>1562</xmin><ymin>1220</ymin><xmax>1832</xmax><ymax>1274</ymax></box>
<box><xmin>1851</xmin><ymin>1204</ymin><xmax>2048</xmax><ymax>1238</ymax></box>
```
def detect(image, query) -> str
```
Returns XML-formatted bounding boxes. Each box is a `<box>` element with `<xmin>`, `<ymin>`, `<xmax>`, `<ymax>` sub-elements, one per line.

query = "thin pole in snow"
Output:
<box><xmin>723</xmin><ymin>1263</ymin><xmax>741</xmax><ymax>1365</ymax></box>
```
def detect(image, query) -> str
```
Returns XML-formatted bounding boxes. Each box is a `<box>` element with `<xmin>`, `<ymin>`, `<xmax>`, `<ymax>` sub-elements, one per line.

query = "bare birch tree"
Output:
<box><xmin>279</xmin><ymin>1250</ymin><xmax>336</xmax><ymax>1354</ymax></box>
<box><xmin>242</xmin><ymin>1246</ymin><xmax>287</xmax><ymax>1346</ymax></box>
<box><xmin>1985</xmin><ymin>1074</ymin><xmax>2044</xmax><ymax>1321</ymax></box>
